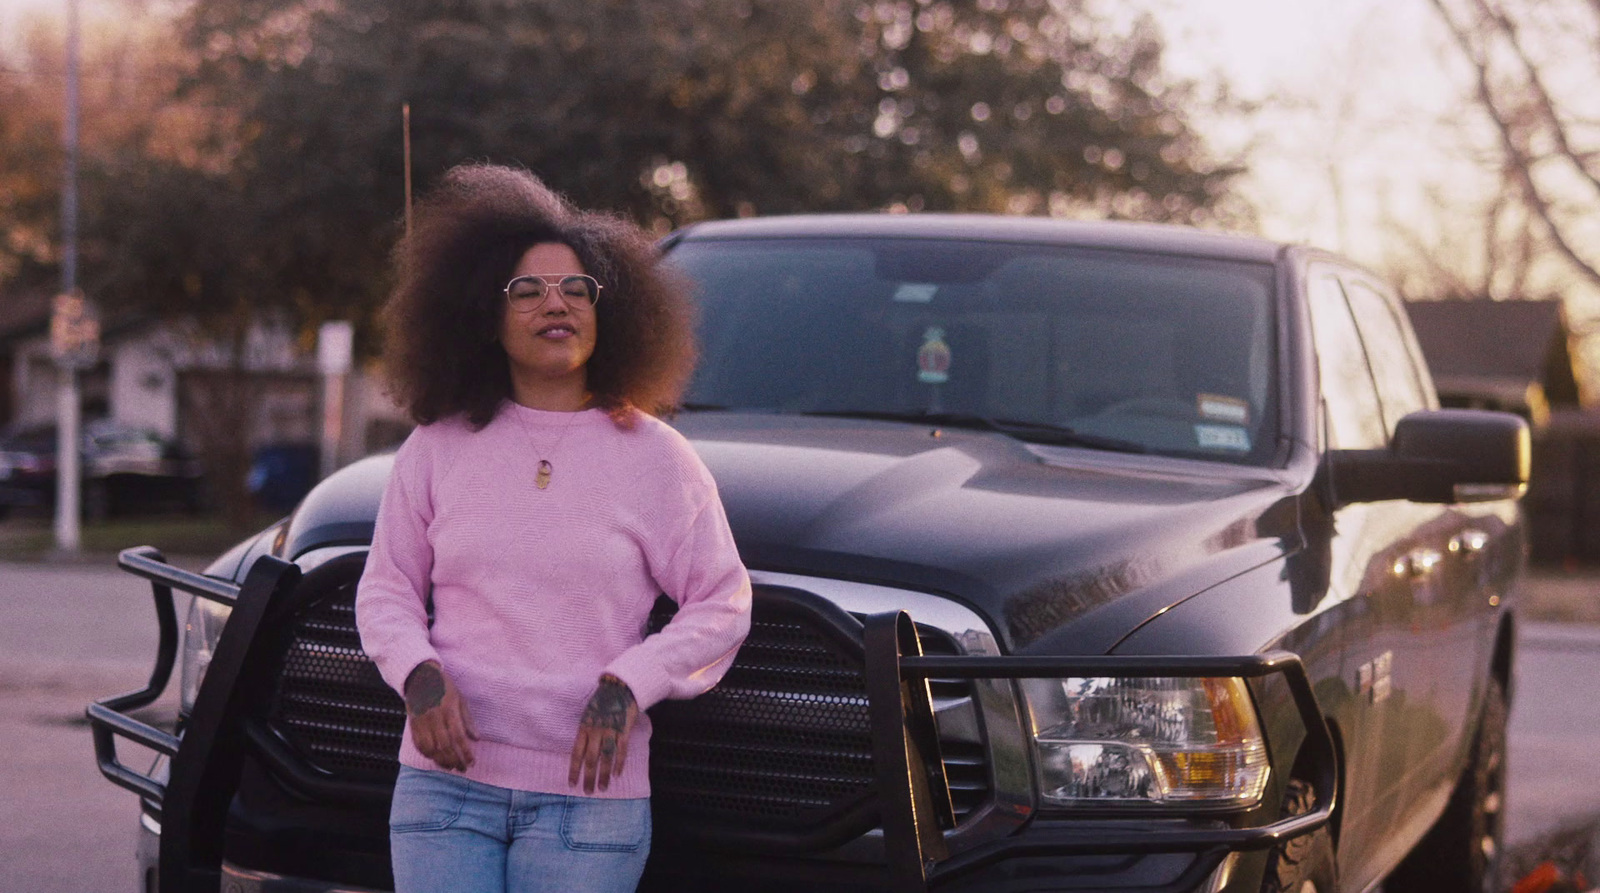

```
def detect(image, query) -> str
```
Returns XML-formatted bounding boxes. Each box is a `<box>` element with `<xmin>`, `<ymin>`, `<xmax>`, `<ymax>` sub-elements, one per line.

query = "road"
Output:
<box><xmin>0</xmin><ymin>560</ymin><xmax>180</xmax><ymax>893</ymax></box>
<box><xmin>1506</xmin><ymin>622</ymin><xmax>1600</xmax><ymax>840</ymax></box>
<box><xmin>1</xmin><ymin>559</ymin><xmax>1598</xmax><ymax>892</ymax></box>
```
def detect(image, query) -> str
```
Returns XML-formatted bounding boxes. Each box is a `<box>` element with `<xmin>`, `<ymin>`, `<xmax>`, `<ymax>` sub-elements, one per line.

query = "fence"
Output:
<box><xmin>1525</xmin><ymin>410</ymin><xmax>1600</xmax><ymax>565</ymax></box>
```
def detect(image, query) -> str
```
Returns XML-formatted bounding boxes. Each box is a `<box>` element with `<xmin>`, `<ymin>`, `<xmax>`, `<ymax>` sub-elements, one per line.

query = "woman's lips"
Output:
<box><xmin>536</xmin><ymin>324</ymin><xmax>576</xmax><ymax>339</ymax></box>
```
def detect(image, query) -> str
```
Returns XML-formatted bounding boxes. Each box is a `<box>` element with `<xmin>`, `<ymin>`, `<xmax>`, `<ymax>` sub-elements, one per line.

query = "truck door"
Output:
<box><xmin>1342</xmin><ymin>278</ymin><xmax>1485</xmax><ymax>811</ymax></box>
<box><xmin>1305</xmin><ymin>268</ymin><xmax>1412</xmax><ymax>888</ymax></box>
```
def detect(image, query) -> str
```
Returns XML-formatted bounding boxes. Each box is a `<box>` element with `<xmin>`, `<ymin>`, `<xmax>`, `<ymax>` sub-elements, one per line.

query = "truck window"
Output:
<box><xmin>1342</xmin><ymin>280</ymin><xmax>1430</xmax><ymax>435</ymax></box>
<box><xmin>1306</xmin><ymin>273</ymin><xmax>1386</xmax><ymax>449</ymax></box>
<box><xmin>670</xmin><ymin>237</ymin><xmax>1280</xmax><ymax>465</ymax></box>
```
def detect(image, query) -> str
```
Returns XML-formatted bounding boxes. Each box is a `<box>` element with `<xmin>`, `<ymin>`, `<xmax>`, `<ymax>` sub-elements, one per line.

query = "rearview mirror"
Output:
<box><xmin>1327</xmin><ymin>409</ymin><xmax>1529</xmax><ymax>507</ymax></box>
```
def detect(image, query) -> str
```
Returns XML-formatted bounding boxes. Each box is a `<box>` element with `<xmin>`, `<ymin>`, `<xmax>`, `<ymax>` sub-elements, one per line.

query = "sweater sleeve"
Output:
<box><xmin>355</xmin><ymin>431</ymin><xmax>442</xmax><ymax>698</ymax></box>
<box><xmin>604</xmin><ymin>475</ymin><xmax>752</xmax><ymax>712</ymax></box>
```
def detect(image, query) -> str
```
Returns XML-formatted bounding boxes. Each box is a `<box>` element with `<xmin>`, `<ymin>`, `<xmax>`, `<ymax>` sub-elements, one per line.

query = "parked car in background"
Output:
<box><xmin>246</xmin><ymin>442</ymin><xmax>320</xmax><ymax>514</ymax></box>
<box><xmin>0</xmin><ymin>419</ymin><xmax>204</xmax><ymax>520</ymax></box>
<box><xmin>90</xmin><ymin>215</ymin><xmax>1528</xmax><ymax>893</ymax></box>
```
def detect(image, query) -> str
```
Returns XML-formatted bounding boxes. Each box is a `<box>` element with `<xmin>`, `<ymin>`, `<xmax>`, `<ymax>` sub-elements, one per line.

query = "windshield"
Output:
<box><xmin>669</xmin><ymin>236</ymin><xmax>1279</xmax><ymax>465</ymax></box>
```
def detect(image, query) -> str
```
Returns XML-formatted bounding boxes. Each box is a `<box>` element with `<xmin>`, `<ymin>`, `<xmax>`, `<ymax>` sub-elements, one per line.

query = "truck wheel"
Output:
<box><xmin>1261</xmin><ymin>778</ymin><xmax>1336</xmax><ymax>893</ymax></box>
<box><xmin>1385</xmin><ymin>675</ymin><xmax>1507</xmax><ymax>893</ymax></box>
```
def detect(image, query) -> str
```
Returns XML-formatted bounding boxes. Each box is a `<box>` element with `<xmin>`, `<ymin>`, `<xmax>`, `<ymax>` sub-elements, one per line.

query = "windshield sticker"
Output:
<box><xmin>1197</xmin><ymin>393</ymin><xmax>1250</xmax><ymax>424</ymax></box>
<box><xmin>894</xmin><ymin>283</ymin><xmax>938</xmax><ymax>303</ymax></box>
<box><xmin>918</xmin><ymin>326</ymin><xmax>951</xmax><ymax>384</ymax></box>
<box><xmin>1195</xmin><ymin>424</ymin><xmax>1251</xmax><ymax>452</ymax></box>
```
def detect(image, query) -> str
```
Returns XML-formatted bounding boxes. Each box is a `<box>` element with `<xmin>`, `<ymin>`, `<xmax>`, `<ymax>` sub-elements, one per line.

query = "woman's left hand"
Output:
<box><xmin>568</xmin><ymin>674</ymin><xmax>639</xmax><ymax>794</ymax></box>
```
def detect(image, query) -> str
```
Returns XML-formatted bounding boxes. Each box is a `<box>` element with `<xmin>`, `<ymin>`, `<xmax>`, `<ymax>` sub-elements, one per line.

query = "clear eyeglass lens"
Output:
<box><xmin>507</xmin><ymin>279</ymin><xmax>545</xmax><ymax>305</ymax></box>
<box><xmin>508</xmin><ymin>276</ymin><xmax>597</xmax><ymax>307</ymax></box>
<box><xmin>560</xmin><ymin>276</ymin><xmax>597</xmax><ymax>303</ymax></box>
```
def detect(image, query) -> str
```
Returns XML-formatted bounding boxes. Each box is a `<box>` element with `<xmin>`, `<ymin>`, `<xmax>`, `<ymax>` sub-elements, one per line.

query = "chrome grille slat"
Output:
<box><xmin>278</xmin><ymin>690</ymin><xmax>405</xmax><ymax>719</ymax></box>
<box><xmin>277</xmin><ymin>714</ymin><xmax>403</xmax><ymax>740</ymax></box>
<box><xmin>652</xmin><ymin>759</ymin><xmax>873</xmax><ymax>789</ymax></box>
<box><xmin>646</xmin><ymin>783</ymin><xmax>842</xmax><ymax>814</ymax></box>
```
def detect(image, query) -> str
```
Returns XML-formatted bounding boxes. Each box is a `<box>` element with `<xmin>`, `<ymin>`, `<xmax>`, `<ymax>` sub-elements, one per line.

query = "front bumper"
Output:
<box><xmin>132</xmin><ymin>807</ymin><xmax>1249</xmax><ymax>893</ymax></box>
<box><xmin>137</xmin><ymin>813</ymin><xmax>386</xmax><ymax>893</ymax></box>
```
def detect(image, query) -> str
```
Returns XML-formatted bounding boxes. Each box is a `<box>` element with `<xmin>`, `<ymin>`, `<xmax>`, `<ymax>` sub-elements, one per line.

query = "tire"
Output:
<box><xmin>1385</xmin><ymin>675</ymin><xmax>1508</xmax><ymax>893</ymax></box>
<box><xmin>1261</xmin><ymin>778</ymin><xmax>1337</xmax><ymax>893</ymax></box>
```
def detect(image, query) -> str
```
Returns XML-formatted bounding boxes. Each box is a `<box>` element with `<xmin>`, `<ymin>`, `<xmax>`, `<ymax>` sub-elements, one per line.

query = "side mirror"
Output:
<box><xmin>1327</xmin><ymin>409</ymin><xmax>1529</xmax><ymax>507</ymax></box>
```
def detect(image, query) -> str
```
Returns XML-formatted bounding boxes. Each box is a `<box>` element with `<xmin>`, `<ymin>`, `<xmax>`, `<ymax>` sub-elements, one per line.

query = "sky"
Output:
<box><xmin>1158</xmin><ymin>0</ymin><xmax>1473</xmax><ymax>250</ymax></box>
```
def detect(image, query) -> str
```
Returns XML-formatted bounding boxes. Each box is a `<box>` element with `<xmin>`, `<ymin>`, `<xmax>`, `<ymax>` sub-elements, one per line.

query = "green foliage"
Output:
<box><xmin>0</xmin><ymin>68</ymin><xmax>60</xmax><ymax>289</ymax></box>
<box><xmin>8</xmin><ymin>0</ymin><xmax>1248</xmax><ymax>340</ymax></box>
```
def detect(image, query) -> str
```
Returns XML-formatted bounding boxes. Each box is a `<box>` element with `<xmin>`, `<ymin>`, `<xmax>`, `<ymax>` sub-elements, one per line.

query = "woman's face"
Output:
<box><xmin>499</xmin><ymin>242</ymin><xmax>599</xmax><ymax>395</ymax></box>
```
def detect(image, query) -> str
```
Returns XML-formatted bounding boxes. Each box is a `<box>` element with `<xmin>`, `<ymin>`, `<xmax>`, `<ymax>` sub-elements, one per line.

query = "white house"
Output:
<box><xmin>1</xmin><ymin>298</ymin><xmax>408</xmax><ymax>473</ymax></box>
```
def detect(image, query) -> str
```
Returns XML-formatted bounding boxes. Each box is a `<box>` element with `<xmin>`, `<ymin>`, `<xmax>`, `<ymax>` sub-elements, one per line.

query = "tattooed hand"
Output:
<box><xmin>403</xmin><ymin>661</ymin><xmax>478</xmax><ymax>772</ymax></box>
<box><xmin>568</xmin><ymin>674</ymin><xmax>639</xmax><ymax>793</ymax></box>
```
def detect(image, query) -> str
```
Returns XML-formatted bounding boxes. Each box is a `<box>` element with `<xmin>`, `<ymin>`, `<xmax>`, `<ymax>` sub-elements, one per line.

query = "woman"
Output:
<box><xmin>356</xmin><ymin>163</ymin><xmax>751</xmax><ymax>893</ymax></box>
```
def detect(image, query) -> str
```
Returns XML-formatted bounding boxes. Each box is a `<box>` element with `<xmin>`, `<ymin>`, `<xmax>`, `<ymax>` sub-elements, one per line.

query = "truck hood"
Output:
<box><xmin>675</xmin><ymin>412</ymin><xmax>1305</xmax><ymax>653</ymax></box>
<box><xmin>286</xmin><ymin>412</ymin><xmax>1306</xmax><ymax>654</ymax></box>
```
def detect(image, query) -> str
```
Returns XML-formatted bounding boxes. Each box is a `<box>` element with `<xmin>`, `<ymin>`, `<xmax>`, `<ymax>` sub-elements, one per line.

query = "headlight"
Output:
<box><xmin>180</xmin><ymin>596</ymin><xmax>232</xmax><ymax>714</ymax></box>
<box><xmin>1020</xmin><ymin>675</ymin><xmax>1270</xmax><ymax>808</ymax></box>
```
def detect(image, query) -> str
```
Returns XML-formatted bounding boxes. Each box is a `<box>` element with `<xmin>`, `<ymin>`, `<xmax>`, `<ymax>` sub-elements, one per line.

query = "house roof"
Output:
<box><xmin>1404</xmin><ymin>298</ymin><xmax>1581</xmax><ymax>408</ymax></box>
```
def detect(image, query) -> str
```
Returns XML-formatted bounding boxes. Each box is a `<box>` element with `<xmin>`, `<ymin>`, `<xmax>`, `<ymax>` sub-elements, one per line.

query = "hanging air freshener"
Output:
<box><xmin>918</xmin><ymin>326</ymin><xmax>951</xmax><ymax>384</ymax></box>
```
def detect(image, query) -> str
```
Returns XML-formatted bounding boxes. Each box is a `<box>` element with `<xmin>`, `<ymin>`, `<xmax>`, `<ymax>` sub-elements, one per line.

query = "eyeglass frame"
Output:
<box><xmin>502</xmin><ymin>274</ymin><xmax>604</xmax><ymax>311</ymax></box>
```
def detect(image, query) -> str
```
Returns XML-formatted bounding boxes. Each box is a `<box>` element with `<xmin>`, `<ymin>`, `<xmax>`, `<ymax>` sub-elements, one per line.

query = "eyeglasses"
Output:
<box><xmin>503</xmin><ymin>274</ymin><xmax>603</xmax><ymax>311</ymax></box>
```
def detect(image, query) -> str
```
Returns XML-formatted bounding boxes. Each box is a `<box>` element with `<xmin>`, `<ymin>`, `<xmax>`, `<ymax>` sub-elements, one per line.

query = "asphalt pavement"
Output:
<box><xmin>1</xmin><ymin>560</ymin><xmax>169</xmax><ymax>893</ymax></box>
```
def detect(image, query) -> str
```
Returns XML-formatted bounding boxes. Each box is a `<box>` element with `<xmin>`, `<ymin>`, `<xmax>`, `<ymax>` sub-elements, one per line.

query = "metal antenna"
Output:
<box><xmin>403</xmin><ymin>102</ymin><xmax>413</xmax><ymax>239</ymax></box>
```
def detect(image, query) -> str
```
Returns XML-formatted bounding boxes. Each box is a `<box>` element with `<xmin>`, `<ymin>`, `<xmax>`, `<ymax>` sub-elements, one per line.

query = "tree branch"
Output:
<box><xmin>1427</xmin><ymin>0</ymin><xmax>1600</xmax><ymax>291</ymax></box>
<box><xmin>1468</xmin><ymin>0</ymin><xmax>1600</xmax><ymax>196</ymax></box>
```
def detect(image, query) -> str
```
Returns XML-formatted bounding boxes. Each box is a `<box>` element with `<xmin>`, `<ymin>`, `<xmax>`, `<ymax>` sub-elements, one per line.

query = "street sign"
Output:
<box><xmin>50</xmin><ymin>291</ymin><xmax>99</xmax><ymax>369</ymax></box>
<box><xmin>317</xmin><ymin>321</ymin><xmax>353</xmax><ymax>375</ymax></box>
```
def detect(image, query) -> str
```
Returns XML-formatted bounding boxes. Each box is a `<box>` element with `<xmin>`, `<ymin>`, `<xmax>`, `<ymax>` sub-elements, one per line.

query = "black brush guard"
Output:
<box><xmin>88</xmin><ymin>548</ymin><xmax>1337</xmax><ymax>893</ymax></box>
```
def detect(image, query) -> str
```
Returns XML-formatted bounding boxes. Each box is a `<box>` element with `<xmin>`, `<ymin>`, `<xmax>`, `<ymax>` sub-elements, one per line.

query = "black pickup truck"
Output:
<box><xmin>91</xmin><ymin>215</ymin><xmax>1529</xmax><ymax>893</ymax></box>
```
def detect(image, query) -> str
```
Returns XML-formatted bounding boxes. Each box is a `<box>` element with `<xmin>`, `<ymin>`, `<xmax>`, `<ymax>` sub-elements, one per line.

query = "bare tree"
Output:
<box><xmin>1426</xmin><ymin>0</ymin><xmax>1600</xmax><ymax>292</ymax></box>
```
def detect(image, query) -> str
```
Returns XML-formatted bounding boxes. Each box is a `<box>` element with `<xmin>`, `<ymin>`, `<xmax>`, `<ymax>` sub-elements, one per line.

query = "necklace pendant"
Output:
<box><xmin>536</xmin><ymin>460</ymin><xmax>553</xmax><ymax>490</ymax></box>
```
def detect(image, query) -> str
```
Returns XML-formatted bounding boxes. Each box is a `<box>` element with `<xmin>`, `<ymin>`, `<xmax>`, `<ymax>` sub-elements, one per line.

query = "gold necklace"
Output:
<box><xmin>512</xmin><ymin>403</ymin><xmax>584</xmax><ymax>491</ymax></box>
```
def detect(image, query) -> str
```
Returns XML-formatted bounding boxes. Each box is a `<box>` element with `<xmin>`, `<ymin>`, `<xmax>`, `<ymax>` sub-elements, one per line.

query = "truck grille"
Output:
<box><xmin>267</xmin><ymin>580</ymin><xmax>407</xmax><ymax>783</ymax></box>
<box><xmin>647</xmin><ymin>590</ymin><xmax>992</xmax><ymax>834</ymax></box>
<box><xmin>265</xmin><ymin>577</ymin><xmax>992</xmax><ymax>833</ymax></box>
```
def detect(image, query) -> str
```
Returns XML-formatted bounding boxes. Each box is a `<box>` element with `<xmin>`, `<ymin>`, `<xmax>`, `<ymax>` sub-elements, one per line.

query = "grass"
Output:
<box><xmin>0</xmin><ymin>510</ymin><xmax>281</xmax><ymax>563</ymax></box>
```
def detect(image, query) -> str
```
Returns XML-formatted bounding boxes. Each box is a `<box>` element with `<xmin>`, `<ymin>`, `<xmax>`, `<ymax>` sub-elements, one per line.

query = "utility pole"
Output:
<box><xmin>53</xmin><ymin>0</ymin><xmax>85</xmax><ymax>554</ymax></box>
<box><xmin>318</xmin><ymin>321</ymin><xmax>353</xmax><ymax>481</ymax></box>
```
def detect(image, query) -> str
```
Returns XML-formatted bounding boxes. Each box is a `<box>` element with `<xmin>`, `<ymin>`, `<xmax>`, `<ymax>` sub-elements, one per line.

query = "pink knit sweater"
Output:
<box><xmin>355</xmin><ymin>403</ymin><xmax>751</xmax><ymax>798</ymax></box>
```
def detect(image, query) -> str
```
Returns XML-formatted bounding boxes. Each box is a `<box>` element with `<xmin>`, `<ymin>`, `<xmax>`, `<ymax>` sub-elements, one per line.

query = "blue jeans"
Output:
<box><xmin>389</xmin><ymin>766</ymin><xmax>652</xmax><ymax>893</ymax></box>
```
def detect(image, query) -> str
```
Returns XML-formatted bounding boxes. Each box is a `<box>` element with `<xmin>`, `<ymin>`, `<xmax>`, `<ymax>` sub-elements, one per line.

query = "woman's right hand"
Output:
<box><xmin>403</xmin><ymin>660</ymin><xmax>479</xmax><ymax>771</ymax></box>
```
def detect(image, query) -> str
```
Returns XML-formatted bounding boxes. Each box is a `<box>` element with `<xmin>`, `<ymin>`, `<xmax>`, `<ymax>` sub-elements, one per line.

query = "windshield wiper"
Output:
<box><xmin>795</xmin><ymin>410</ymin><xmax>1148</xmax><ymax>454</ymax></box>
